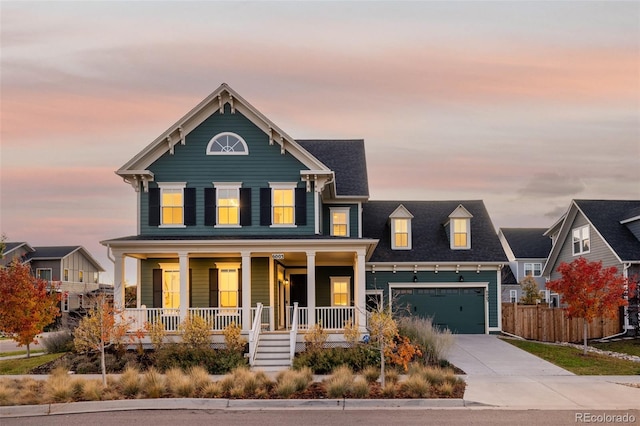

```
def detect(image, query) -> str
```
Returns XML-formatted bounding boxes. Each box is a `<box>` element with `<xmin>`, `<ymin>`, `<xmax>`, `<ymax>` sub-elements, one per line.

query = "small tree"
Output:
<box><xmin>519</xmin><ymin>275</ymin><xmax>540</xmax><ymax>305</ymax></box>
<box><xmin>73</xmin><ymin>295</ymin><xmax>131</xmax><ymax>385</ymax></box>
<box><xmin>367</xmin><ymin>307</ymin><xmax>398</xmax><ymax>388</ymax></box>
<box><xmin>0</xmin><ymin>260</ymin><xmax>60</xmax><ymax>357</ymax></box>
<box><xmin>547</xmin><ymin>258</ymin><xmax>636</xmax><ymax>355</ymax></box>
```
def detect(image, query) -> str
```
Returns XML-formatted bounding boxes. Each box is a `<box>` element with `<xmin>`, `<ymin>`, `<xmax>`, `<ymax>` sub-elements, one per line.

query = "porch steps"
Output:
<box><xmin>252</xmin><ymin>332</ymin><xmax>292</xmax><ymax>372</ymax></box>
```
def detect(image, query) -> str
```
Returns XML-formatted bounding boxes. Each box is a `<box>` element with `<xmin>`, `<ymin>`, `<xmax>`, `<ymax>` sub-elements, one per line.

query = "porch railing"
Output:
<box><xmin>251</xmin><ymin>305</ymin><xmax>273</xmax><ymax>331</ymax></box>
<box><xmin>289</xmin><ymin>302</ymin><xmax>299</xmax><ymax>361</ymax></box>
<box><xmin>286</xmin><ymin>306</ymin><xmax>355</xmax><ymax>331</ymax></box>
<box><xmin>189</xmin><ymin>308</ymin><xmax>242</xmax><ymax>331</ymax></box>
<box><xmin>124</xmin><ymin>308</ymin><xmax>241</xmax><ymax>332</ymax></box>
<box><xmin>248</xmin><ymin>303</ymin><xmax>263</xmax><ymax>366</ymax></box>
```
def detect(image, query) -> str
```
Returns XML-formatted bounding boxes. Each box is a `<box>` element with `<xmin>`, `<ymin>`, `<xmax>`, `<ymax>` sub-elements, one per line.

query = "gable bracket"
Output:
<box><xmin>269</xmin><ymin>127</ymin><xmax>274</xmax><ymax>145</ymax></box>
<box><xmin>218</xmin><ymin>95</ymin><xmax>224</xmax><ymax>114</ymax></box>
<box><xmin>167</xmin><ymin>135</ymin><xmax>174</xmax><ymax>155</ymax></box>
<box><xmin>229</xmin><ymin>95</ymin><xmax>235</xmax><ymax>113</ymax></box>
<box><xmin>280</xmin><ymin>136</ymin><xmax>285</xmax><ymax>154</ymax></box>
<box><xmin>178</xmin><ymin>127</ymin><xmax>185</xmax><ymax>145</ymax></box>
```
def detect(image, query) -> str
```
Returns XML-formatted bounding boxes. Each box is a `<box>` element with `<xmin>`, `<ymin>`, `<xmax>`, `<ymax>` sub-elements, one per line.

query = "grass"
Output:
<box><xmin>0</xmin><ymin>349</ymin><xmax>45</xmax><ymax>357</ymax></box>
<box><xmin>591</xmin><ymin>339</ymin><xmax>640</xmax><ymax>357</ymax></box>
<box><xmin>503</xmin><ymin>339</ymin><xmax>640</xmax><ymax>375</ymax></box>
<box><xmin>0</xmin><ymin>353</ymin><xmax>65</xmax><ymax>375</ymax></box>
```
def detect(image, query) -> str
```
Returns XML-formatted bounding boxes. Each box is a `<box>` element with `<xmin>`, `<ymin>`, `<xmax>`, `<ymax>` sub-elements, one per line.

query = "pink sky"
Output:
<box><xmin>1</xmin><ymin>2</ymin><xmax>638</xmax><ymax>284</ymax></box>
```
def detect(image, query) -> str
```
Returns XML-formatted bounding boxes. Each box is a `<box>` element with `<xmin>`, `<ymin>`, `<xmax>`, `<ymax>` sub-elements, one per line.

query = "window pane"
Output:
<box><xmin>273</xmin><ymin>189</ymin><xmax>294</xmax><ymax>224</ymax></box>
<box><xmin>454</xmin><ymin>233</ymin><xmax>467</xmax><ymax>247</ymax></box>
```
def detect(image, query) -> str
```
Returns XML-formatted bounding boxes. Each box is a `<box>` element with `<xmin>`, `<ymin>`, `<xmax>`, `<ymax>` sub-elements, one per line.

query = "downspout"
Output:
<box><xmin>598</xmin><ymin>262</ymin><xmax>631</xmax><ymax>341</ymax></box>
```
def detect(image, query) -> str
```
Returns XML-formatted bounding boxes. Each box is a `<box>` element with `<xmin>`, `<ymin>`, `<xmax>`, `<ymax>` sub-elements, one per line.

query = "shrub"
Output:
<box><xmin>223</xmin><ymin>322</ymin><xmax>247</xmax><ymax>352</ymax></box>
<box><xmin>145</xmin><ymin>320</ymin><xmax>167</xmax><ymax>351</ymax></box>
<box><xmin>386</xmin><ymin>335</ymin><xmax>422</xmax><ymax>372</ymax></box>
<box><xmin>155</xmin><ymin>345</ymin><xmax>247</xmax><ymax>374</ymax></box>
<box><xmin>304</xmin><ymin>323</ymin><xmax>328</xmax><ymax>352</ymax></box>
<box><xmin>40</xmin><ymin>330</ymin><xmax>74</xmax><ymax>353</ymax></box>
<box><xmin>343</xmin><ymin>319</ymin><xmax>360</xmax><ymax>346</ymax></box>
<box><xmin>293</xmin><ymin>345</ymin><xmax>380</xmax><ymax>374</ymax></box>
<box><xmin>180</xmin><ymin>315</ymin><xmax>211</xmax><ymax>349</ymax></box>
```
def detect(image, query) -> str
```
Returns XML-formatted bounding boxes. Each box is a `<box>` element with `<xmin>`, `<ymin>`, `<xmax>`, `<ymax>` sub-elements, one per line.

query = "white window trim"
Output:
<box><xmin>158</xmin><ymin>263</ymin><xmax>181</xmax><ymax>310</ymax></box>
<box><xmin>572</xmin><ymin>225</ymin><xmax>590</xmax><ymax>256</ymax></box>
<box><xmin>524</xmin><ymin>262</ymin><xmax>542</xmax><ymax>277</ymax></box>
<box><xmin>330</xmin><ymin>276</ymin><xmax>351</xmax><ymax>307</ymax></box>
<box><xmin>63</xmin><ymin>268</ymin><xmax>69</xmax><ymax>282</ymax></box>
<box><xmin>213</xmin><ymin>182</ymin><xmax>242</xmax><ymax>228</ymax></box>
<box><xmin>206</xmin><ymin>132</ymin><xmax>249</xmax><ymax>155</ymax></box>
<box><xmin>158</xmin><ymin>182</ymin><xmax>187</xmax><ymax>228</ymax></box>
<box><xmin>78</xmin><ymin>270</ymin><xmax>84</xmax><ymax>283</ymax></box>
<box><xmin>269</xmin><ymin>182</ymin><xmax>297</xmax><ymax>228</ymax></box>
<box><xmin>391</xmin><ymin>218</ymin><xmax>412</xmax><ymax>250</ymax></box>
<box><xmin>450</xmin><ymin>218</ymin><xmax>471</xmax><ymax>250</ymax></box>
<box><xmin>509</xmin><ymin>289</ymin><xmax>517</xmax><ymax>303</ymax></box>
<box><xmin>93</xmin><ymin>272</ymin><xmax>99</xmax><ymax>284</ymax></box>
<box><xmin>330</xmin><ymin>207</ymin><xmax>350</xmax><ymax>237</ymax></box>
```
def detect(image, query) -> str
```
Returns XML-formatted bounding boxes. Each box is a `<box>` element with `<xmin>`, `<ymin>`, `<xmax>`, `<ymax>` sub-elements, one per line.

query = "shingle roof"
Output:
<box><xmin>28</xmin><ymin>246</ymin><xmax>81</xmax><ymax>259</ymax></box>
<box><xmin>362</xmin><ymin>200</ymin><xmax>507</xmax><ymax>263</ymax></box>
<box><xmin>500</xmin><ymin>228</ymin><xmax>551</xmax><ymax>259</ymax></box>
<box><xmin>3</xmin><ymin>242</ymin><xmax>30</xmax><ymax>254</ymax></box>
<box><xmin>575</xmin><ymin>200</ymin><xmax>640</xmax><ymax>261</ymax></box>
<box><xmin>501</xmin><ymin>264</ymin><xmax>518</xmax><ymax>285</ymax></box>
<box><xmin>296</xmin><ymin>140</ymin><xmax>369</xmax><ymax>197</ymax></box>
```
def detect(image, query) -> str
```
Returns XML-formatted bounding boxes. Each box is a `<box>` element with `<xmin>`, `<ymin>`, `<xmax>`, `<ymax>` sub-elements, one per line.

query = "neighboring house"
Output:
<box><xmin>498</xmin><ymin>228</ymin><xmax>552</xmax><ymax>303</ymax></box>
<box><xmin>542</xmin><ymin>200</ymin><xmax>640</xmax><ymax>334</ymax></box>
<box><xmin>1</xmin><ymin>243</ymin><xmax>107</xmax><ymax>314</ymax></box>
<box><xmin>100</xmin><ymin>83</ymin><xmax>507</xmax><ymax>360</ymax></box>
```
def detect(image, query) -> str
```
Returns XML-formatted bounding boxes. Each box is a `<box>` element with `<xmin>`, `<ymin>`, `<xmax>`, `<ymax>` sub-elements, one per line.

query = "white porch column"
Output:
<box><xmin>306</xmin><ymin>252</ymin><xmax>316</xmax><ymax>324</ymax></box>
<box><xmin>179</xmin><ymin>252</ymin><xmax>189</xmax><ymax>321</ymax></box>
<box><xmin>113</xmin><ymin>251</ymin><xmax>125</xmax><ymax>312</ymax></box>
<box><xmin>241</xmin><ymin>251</ymin><xmax>251</xmax><ymax>331</ymax></box>
<box><xmin>354</xmin><ymin>251</ymin><xmax>367</xmax><ymax>332</ymax></box>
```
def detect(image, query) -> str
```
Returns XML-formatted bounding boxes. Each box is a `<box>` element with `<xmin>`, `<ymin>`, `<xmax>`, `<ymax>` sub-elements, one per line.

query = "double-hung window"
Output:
<box><xmin>524</xmin><ymin>263</ymin><xmax>542</xmax><ymax>277</ymax></box>
<box><xmin>158</xmin><ymin>264</ymin><xmax>180</xmax><ymax>310</ymax></box>
<box><xmin>216</xmin><ymin>262</ymin><xmax>240</xmax><ymax>309</ymax></box>
<box><xmin>452</xmin><ymin>219</ymin><xmax>469</xmax><ymax>248</ymax></box>
<box><xmin>393</xmin><ymin>219</ymin><xmax>409</xmax><ymax>249</ymax></box>
<box><xmin>331</xmin><ymin>277</ymin><xmax>351</xmax><ymax>307</ymax></box>
<box><xmin>572</xmin><ymin>225</ymin><xmax>590</xmax><ymax>255</ymax></box>
<box><xmin>213</xmin><ymin>183</ymin><xmax>241</xmax><ymax>226</ymax></box>
<box><xmin>271</xmin><ymin>183</ymin><xmax>295</xmax><ymax>226</ymax></box>
<box><xmin>331</xmin><ymin>208</ymin><xmax>349</xmax><ymax>237</ymax></box>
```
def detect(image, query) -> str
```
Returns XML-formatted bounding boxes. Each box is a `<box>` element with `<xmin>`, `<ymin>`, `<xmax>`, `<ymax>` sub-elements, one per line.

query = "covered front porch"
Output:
<box><xmin>105</xmin><ymin>238</ymin><xmax>376</xmax><ymax>337</ymax></box>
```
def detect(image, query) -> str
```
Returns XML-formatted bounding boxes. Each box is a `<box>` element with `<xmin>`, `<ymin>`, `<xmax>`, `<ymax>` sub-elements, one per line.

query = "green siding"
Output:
<box><xmin>322</xmin><ymin>204</ymin><xmax>360</xmax><ymax>237</ymax></box>
<box><xmin>316</xmin><ymin>266</ymin><xmax>354</xmax><ymax>307</ymax></box>
<box><xmin>366</xmin><ymin>270</ymin><xmax>498</xmax><ymax>329</ymax></box>
<box><xmin>251</xmin><ymin>257</ymin><xmax>270</xmax><ymax>306</ymax></box>
<box><xmin>141</xmin><ymin>105</ymin><xmax>314</xmax><ymax>236</ymax></box>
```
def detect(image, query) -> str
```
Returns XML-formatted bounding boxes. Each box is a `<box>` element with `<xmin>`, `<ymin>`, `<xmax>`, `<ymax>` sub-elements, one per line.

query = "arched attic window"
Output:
<box><xmin>206</xmin><ymin>132</ymin><xmax>249</xmax><ymax>155</ymax></box>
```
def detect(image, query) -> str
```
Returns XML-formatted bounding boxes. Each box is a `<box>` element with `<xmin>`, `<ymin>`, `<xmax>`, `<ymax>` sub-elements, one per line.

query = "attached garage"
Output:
<box><xmin>391</xmin><ymin>284</ymin><xmax>487</xmax><ymax>334</ymax></box>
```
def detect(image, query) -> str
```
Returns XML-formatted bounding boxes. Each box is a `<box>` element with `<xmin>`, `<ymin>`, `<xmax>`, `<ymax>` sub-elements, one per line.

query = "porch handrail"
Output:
<box><xmin>289</xmin><ymin>302</ymin><xmax>299</xmax><ymax>361</ymax></box>
<box><xmin>248</xmin><ymin>303</ymin><xmax>263</xmax><ymax>366</ymax></box>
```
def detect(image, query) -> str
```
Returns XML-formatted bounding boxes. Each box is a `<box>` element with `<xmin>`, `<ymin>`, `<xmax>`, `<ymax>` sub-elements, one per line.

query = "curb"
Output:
<box><xmin>0</xmin><ymin>397</ymin><xmax>471</xmax><ymax>418</ymax></box>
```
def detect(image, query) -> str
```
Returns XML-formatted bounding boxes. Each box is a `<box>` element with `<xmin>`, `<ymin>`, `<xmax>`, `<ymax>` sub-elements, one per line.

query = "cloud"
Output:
<box><xmin>518</xmin><ymin>173</ymin><xmax>586</xmax><ymax>198</ymax></box>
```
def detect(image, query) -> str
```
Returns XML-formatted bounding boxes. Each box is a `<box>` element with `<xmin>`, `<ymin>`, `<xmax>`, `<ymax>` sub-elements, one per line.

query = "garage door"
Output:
<box><xmin>393</xmin><ymin>287</ymin><xmax>485</xmax><ymax>334</ymax></box>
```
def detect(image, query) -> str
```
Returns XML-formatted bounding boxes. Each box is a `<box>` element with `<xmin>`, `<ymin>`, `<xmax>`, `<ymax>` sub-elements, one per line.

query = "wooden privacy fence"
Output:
<box><xmin>502</xmin><ymin>303</ymin><xmax>621</xmax><ymax>343</ymax></box>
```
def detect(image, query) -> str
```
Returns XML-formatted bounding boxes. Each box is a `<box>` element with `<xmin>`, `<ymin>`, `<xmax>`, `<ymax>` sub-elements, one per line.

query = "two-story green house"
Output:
<box><xmin>102</xmin><ymin>83</ymin><xmax>506</xmax><ymax>367</ymax></box>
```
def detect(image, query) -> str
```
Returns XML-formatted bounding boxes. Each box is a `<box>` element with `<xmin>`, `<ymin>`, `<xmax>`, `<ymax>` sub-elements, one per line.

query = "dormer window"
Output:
<box><xmin>448</xmin><ymin>204</ymin><xmax>473</xmax><ymax>250</ymax></box>
<box><xmin>206</xmin><ymin>132</ymin><xmax>248</xmax><ymax>155</ymax></box>
<box><xmin>389</xmin><ymin>204</ymin><xmax>413</xmax><ymax>250</ymax></box>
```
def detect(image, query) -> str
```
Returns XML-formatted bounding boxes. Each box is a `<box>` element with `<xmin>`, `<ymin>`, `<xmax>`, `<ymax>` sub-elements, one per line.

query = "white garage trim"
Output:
<box><xmin>388</xmin><ymin>282</ymin><xmax>489</xmax><ymax>334</ymax></box>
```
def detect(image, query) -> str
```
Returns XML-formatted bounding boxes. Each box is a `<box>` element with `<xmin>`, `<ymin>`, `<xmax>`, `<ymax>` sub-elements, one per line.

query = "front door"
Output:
<box><xmin>289</xmin><ymin>274</ymin><xmax>307</xmax><ymax>307</ymax></box>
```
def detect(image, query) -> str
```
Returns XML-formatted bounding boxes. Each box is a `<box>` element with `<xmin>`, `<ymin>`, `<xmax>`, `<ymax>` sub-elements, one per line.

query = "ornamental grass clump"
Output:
<box><xmin>141</xmin><ymin>368</ymin><xmax>166</xmax><ymax>398</ymax></box>
<box><xmin>351</xmin><ymin>376</ymin><xmax>370</xmax><ymax>398</ymax></box>
<box><xmin>397</xmin><ymin>316</ymin><xmax>454</xmax><ymax>363</ymax></box>
<box><xmin>362</xmin><ymin>365</ymin><xmax>380</xmax><ymax>383</ymax></box>
<box><xmin>119</xmin><ymin>366</ymin><xmax>141</xmax><ymax>398</ymax></box>
<box><xmin>402</xmin><ymin>375</ymin><xmax>431</xmax><ymax>398</ymax></box>
<box><xmin>200</xmin><ymin>381</ymin><xmax>222</xmax><ymax>398</ymax></box>
<box><xmin>188</xmin><ymin>366</ymin><xmax>212</xmax><ymax>395</ymax></box>
<box><xmin>44</xmin><ymin>366</ymin><xmax>75</xmax><ymax>403</ymax></box>
<box><xmin>275</xmin><ymin>368</ymin><xmax>312</xmax><ymax>397</ymax></box>
<box><xmin>165</xmin><ymin>367</ymin><xmax>195</xmax><ymax>397</ymax></box>
<box><xmin>325</xmin><ymin>365</ymin><xmax>354</xmax><ymax>398</ymax></box>
<box><xmin>82</xmin><ymin>379</ymin><xmax>104</xmax><ymax>401</ymax></box>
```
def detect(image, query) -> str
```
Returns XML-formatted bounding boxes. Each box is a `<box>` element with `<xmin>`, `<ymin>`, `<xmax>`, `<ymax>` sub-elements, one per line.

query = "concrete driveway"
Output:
<box><xmin>448</xmin><ymin>334</ymin><xmax>572</xmax><ymax>376</ymax></box>
<box><xmin>449</xmin><ymin>335</ymin><xmax>640</xmax><ymax>409</ymax></box>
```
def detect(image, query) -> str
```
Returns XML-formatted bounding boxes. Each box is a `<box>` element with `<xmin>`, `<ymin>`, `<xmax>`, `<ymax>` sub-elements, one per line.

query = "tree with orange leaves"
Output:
<box><xmin>0</xmin><ymin>260</ymin><xmax>61</xmax><ymax>357</ymax></box>
<box><xmin>547</xmin><ymin>258</ymin><xmax>636</xmax><ymax>355</ymax></box>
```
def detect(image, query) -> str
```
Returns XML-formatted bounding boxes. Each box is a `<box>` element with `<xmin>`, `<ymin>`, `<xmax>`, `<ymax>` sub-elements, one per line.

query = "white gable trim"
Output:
<box><xmin>389</xmin><ymin>204</ymin><xmax>414</xmax><ymax>219</ymax></box>
<box><xmin>117</xmin><ymin>83</ymin><xmax>329</xmax><ymax>176</ymax></box>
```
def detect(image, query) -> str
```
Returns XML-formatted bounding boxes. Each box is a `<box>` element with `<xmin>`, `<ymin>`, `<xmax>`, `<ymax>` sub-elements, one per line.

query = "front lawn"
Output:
<box><xmin>502</xmin><ymin>338</ymin><xmax>640</xmax><ymax>375</ymax></box>
<box><xmin>0</xmin><ymin>353</ymin><xmax>66</xmax><ymax>375</ymax></box>
<box><xmin>591</xmin><ymin>339</ymin><xmax>640</xmax><ymax>358</ymax></box>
